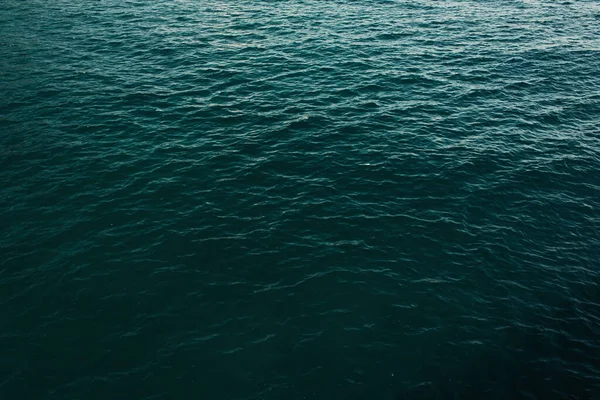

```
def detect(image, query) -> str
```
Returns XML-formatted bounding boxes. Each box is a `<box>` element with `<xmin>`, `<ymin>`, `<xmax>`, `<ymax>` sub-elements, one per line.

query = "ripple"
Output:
<box><xmin>1</xmin><ymin>0</ymin><xmax>600</xmax><ymax>399</ymax></box>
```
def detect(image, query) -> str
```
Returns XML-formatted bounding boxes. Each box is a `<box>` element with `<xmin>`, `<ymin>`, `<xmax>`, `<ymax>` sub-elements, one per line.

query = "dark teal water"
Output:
<box><xmin>2</xmin><ymin>0</ymin><xmax>600</xmax><ymax>399</ymax></box>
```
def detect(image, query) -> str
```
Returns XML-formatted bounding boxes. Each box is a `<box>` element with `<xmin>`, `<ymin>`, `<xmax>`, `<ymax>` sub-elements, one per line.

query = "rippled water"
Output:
<box><xmin>2</xmin><ymin>0</ymin><xmax>600</xmax><ymax>399</ymax></box>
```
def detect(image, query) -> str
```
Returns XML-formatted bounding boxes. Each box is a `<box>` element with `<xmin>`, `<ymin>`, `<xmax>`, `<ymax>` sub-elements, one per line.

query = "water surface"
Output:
<box><xmin>1</xmin><ymin>0</ymin><xmax>600</xmax><ymax>399</ymax></box>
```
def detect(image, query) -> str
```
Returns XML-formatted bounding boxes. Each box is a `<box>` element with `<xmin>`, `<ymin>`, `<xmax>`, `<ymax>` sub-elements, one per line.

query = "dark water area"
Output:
<box><xmin>1</xmin><ymin>0</ymin><xmax>600</xmax><ymax>399</ymax></box>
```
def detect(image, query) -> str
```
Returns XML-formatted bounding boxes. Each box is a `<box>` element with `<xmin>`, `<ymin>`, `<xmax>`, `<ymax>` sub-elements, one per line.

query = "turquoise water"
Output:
<box><xmin>2</xmin><ymin>0</ymin><xmax>600</xmax><ymax>399</ymax></box>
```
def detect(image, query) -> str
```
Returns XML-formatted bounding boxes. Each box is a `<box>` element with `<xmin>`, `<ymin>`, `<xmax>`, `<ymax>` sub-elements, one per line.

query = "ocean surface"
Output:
<box><xmin>1</xmin><ymin>0</ymin><xmax>600</xmax><ymax>399</ymax></box>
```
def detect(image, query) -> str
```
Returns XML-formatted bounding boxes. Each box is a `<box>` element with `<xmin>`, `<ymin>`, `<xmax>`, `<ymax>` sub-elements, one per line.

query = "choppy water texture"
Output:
<box><xmin>2</xmin><ymin>0</ymin><xmax>600</xmax><ymax>399</ymax></box>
